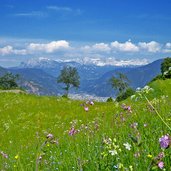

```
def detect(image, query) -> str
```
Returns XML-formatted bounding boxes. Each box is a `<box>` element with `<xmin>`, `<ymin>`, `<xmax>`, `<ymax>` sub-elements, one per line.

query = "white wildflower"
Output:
<box><xmin>123</xmin><ymin>142</ymin><xmax>131</xmax><ymax>150</ymax></box>
<box><xmin>109</xmin><ymin>150</ymin><xmax>118</xmax><ymax>155</ymax></box>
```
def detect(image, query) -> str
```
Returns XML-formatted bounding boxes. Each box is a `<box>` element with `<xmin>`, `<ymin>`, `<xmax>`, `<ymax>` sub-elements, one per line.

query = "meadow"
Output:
<box><xmin>0</xmin><ymin>79</ymin><xmax>171</xmax><ymax>170</ymax></box>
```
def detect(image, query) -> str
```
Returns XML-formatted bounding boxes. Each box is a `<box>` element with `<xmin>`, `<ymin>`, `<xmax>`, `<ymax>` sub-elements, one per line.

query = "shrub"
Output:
<box><xmin>116</xmin><ymin>87</ymin><xmax>135</xmax><ymax>102</ymax></box>
<box><xmin>106</xmin><ymin>97</ymin><xmax>114</xmax><ymax>102</ymax></box>
<box><xmin>0</xmin><ymin>73</ymin><xmax>19</xmax><ymax>90</ymax></box>
<box><xmin>163</xmin><ymin>67</ymin><xmax>171</xmax><ymax>79</ymax></box>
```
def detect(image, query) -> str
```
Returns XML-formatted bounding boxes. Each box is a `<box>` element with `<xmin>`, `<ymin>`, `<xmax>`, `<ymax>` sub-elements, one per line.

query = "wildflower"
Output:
<box><xmin>129</xmin><ymin>165</ymin><xmax>133</xmax><ymax>171</ymax></box>
<box><xmin>103</xmin><ymin>137</ymin><xmax>112</xmax><ymax>145</ymax></box>
<box><xmin>39</xmin><ymin>155</ymin><xmax>42</xmax><ymax>160</ymax></box>
<box><xmin>130</xmin><ymin>94</ymin><xmax>136</xmax><ymax>100</ymax></box>
<box><xmin>158</xmin><ymin>161</ymin><xmax>164</xmax><ymax>169</ymax></box>
<box><xmin>122</xmin><ymin>104</ymin><xmax>132</xmax><ymax>113</ymax></box>
<box><xmin>130</xmin><ymin>122</ymin><xmax>138</xmax><ymax>129</ymax></box>
<box><xmin>89</xmin><ymin>101</ymin><xmax>94</xmax><ymax>105</ymax></box>
<box><xmin>118</xmin><ymin>163</ymin><xmax>124</xmax><ymax>169</ymax></box>
<box><xmin>69</xmin><ymin>127</ymin><xmax>77</xmax><ymax>136</ymax></box>
<box><xmin>144</xmin><ymin>123</ymin><xmax>148</xmax><ymax>127</ymax></box>
<box><xmin>109</xmin><ymin>150</ymin><xmax>117</xmax><ymax>156</ymax></box>
<box><xmin>127</xmin><ymin>106</ymin><xmax>132</xmax><ymax>113</ymax></box>
<box><xmin>159</xmin><ymin>134</ymin><xmax>170</xmax><ymax>149</ymax></box>
<box><xmin>1</xmin><ymin>151</ymin><xmax>8</xmax><ymax>159</ymax></box>
<box><xmin>123</xmin><ymin>142</ymin><xmax>131</xmax><ymax>150</ymax></box>
<box><xmin>46</xmin><ymin>133</ymin><xmax>53</xmax><ymax>139</ymax></box>
<box><xmin>147</xmin><ymin>154</ymin><xmax>152</xmax><ymax>158</ymax></box>
<box><xmin>51</xmin><ymin>139</ymin><xmax>59</xmax><ymax>145</ymax></box>
<box><xmin>15</xmin><ymin>155</ymin><xmax>19</xmax><ymax>159</ymax></box>
<box><xmin>84</xmin><ymin>106</ymin><xmax>89</xmax><ymax>112</ymax></box>
<box><xmin>157</xmin><ymin>152</ymin><xmax>165</xmax><ymax>159</ymax></box>
<box><xmin>134</xmin><ymin>151</ymin><xmax>140</xmax><ymax>158</ymax></box>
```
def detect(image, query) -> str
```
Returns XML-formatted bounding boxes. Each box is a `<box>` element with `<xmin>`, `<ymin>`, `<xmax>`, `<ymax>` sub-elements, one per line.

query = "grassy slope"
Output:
<box><xmin>0</xmin><ymin>79</ymin><xmax>171</xmax><ymax>170</ymax></box>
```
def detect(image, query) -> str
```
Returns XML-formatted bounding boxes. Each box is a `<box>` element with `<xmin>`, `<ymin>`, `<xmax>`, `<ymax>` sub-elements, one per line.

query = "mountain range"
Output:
<box><xmin>0</xmin><ymin>58</ymin><xmax>163</xmax><ymax>98</ymax></box>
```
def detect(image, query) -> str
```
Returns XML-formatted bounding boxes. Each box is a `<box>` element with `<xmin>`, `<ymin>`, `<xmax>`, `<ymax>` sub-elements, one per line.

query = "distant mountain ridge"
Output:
<box><xmin>0</xmin><ymin>66</ymin><xmax>7</xmax><ymax>76</ymax></box>
<box><xmin>0</xmin><ymin>58</ymin><xmax>163</xmax><ymax>98</ymax></box>
<box><xmin>82</xmin><ymin>59</ymin><xmax>163</xmax><ymax>96</ymax></box>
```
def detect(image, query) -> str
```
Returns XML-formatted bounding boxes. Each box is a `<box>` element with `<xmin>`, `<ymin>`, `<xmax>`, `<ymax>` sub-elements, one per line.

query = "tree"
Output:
<box><xmin>57</xmin><ymin>66</ymin><xmax>80</xmax><ymax>96</ymax></box>
<box><xmin>161</xmin><ymin>57</ymin><xmax>171</xmax><ymax>76</ymax></box>
<box><xmin>109</xmin><ymin>72</ymin><xmax>129</xmax><ymax>95</ymax></box>
<box><xmin>0</xmin><ymin>73</ymin><xmax>19</xmax><ymax>90</ymax></box>
<box><xmin>109</xmin><ymin>72</ymin><xmax>134</xmax><ymax>101</ymax></box>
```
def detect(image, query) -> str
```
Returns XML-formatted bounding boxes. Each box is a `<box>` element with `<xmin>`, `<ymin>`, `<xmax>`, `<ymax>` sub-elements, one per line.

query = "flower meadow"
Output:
<box><xmin>0</xmin><ymin>79</ymin><xmax>171</xmax><ymax>170</ymax></box>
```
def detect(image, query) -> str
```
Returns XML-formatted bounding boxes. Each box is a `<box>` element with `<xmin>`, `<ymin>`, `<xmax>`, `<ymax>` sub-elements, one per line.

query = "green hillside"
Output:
<box><xmin>0</xmin><ymin>79</ymin><xmax>171</xmax><ymax>170</ymax></box>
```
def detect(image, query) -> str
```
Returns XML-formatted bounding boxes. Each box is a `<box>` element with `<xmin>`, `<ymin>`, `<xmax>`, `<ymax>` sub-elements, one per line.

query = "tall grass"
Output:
<box><xmin>0</xmin><ymin>79</ymin><xmax>171</xmax><ymax>170</ymax></box>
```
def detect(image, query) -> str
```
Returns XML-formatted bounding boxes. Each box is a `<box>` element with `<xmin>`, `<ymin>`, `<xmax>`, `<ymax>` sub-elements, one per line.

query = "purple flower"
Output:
<box><xmin>89</xmin><ymin>101</ymin><xmax>94</xmax><ymax>105</ymax></box>
<box><xmin>158</xmin><ymin>152</ymin><xmax>165</xmax><ymax>159</ymax></box>
<box><xmin>159</xmin><ymin>135</ymin><xmax>170</xmax><ymax>149</ymax></box>
<box><xmin>158</xmin><ymin>161</ymin><xmax>164</xmax><ymax>169</ymax></box>
<box><xmin>46</xmin><ymin>133</ymin><xmax>53</xmax><ymax>139</ymax></box>
<box><xmin>1</xmin><ymin>151</ymin><xmax>8</xmax><ymax>159</ymax></box>
<box><xmin>69</xmin><ymin>127</ymin><xmax>77</xmax><ymax>136</ymax></box>
<box><xmin>84</xmin><ymin>106</ymin><xmax>89</xmax><ymax>112</ymax></box>
<box><xmin>121</xmin><ymin>104</ymin><xmax>132</xmax><ymax>113</ymax></box>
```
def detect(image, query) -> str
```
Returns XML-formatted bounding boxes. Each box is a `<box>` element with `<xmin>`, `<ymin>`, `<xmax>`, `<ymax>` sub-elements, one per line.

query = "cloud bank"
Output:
<box><xmin>0</xmin><ymin>39</ymin><xmax>171</xmax><ymax>66</ymax></box>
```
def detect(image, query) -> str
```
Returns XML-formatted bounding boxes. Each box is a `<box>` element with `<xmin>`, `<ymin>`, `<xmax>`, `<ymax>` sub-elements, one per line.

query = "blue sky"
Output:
<box><xmin>0</xmin><ymin>0</ymin><xmax>171</xmax><ymax>67</ymax></box>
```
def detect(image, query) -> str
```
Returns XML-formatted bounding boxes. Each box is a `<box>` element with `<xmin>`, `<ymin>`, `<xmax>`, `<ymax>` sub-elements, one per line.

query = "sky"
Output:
<box><xmin>0</xmin><ymin>0</ymin><xmax>171</xmax><ymax>67</ymax></box>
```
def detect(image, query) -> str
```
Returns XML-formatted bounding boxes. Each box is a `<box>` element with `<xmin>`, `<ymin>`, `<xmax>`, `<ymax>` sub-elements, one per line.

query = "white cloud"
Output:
<box><xmin>92</xmin><ymin>43</ymin><xmax>111</xmax><ymax>52</ymax></box>
<box><xmin>163</xmin><ymin>42</ymin><xmax>171</xmax><ymax>53</ymax></box>
<box><xmin>47</xmin><ymin>6</ymin><xmax>72</xmax><ymax>12</ymax></box>
<box><xmin>111</xmin><ymin>41</ymin><xmax>139</xmax><ymax>52</ymax></box>
<box><xmin>138</xmin><ymin>41</ymin><xmax>161</xmax><ymax>53</ymax></box>
<box><xmin>0</xmin><ymin>45</ymin><xmax>13</xmax><ymax>55</ymax></box>
<box><xmin>46</xmin><ymin>6</ymin><xmax>82</xmax><ymax>15</ymax></box>
<box><xmin>81</xmin><ymin>43</ymin><xmax>111</xmax><ymax>53</ymax></box>
<box><xmin>14</xmin><ymin>11</ymin><xmax>47</xmax><ymax>18</ymax></box>
<box><xmin>166</xmin><ymin>42</ymin><xmax>171</xmax><ymax>48</ymax></box>
<box><xmin>0</xmin><ymin>45</ymin><xmax>26</xmax><ymax>55</ymax></box>
<box><xmin>27</xmin><ymin>40</ymin><xmax>70</xmax><ymax>53</ymax></box>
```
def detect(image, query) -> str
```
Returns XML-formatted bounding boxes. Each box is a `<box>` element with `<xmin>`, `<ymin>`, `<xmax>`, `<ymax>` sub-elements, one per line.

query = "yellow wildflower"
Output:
<box><xmin>147</xmin><ymin>154</ymin><xmax>152</xmax><ymax>158</ymax></box>
<box><xmin>15</xmin><ymin>155</ymin><xmax>19</xmax><ymax>159</ymax></box>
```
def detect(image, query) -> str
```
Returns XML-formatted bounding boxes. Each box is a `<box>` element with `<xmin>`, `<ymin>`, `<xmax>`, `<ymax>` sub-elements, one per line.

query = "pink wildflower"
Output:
<box><xmin>89</xmin><ymin>101</ymin><xmax>94</xmax><ymax>105</ymax></box>
<box><xmin>158</xmin><ymin>161</ymin><xmax>164</xmax><ymax>169</ymax></box>
<box><xmin>69</xmin><ymin>127</ymin><xmax>77</xmax><ymax>136</ymax></box>
<box><xmin>84</xmin><ymin>106</ymin><xmax>89</xmax><ymax>112</ymax></box>
<box><xmin>122</xmin><ymin>104</ymin><xmax>132</xmax><ymax>113</ymax></box>
<box><xmin>46</xmin><ymin>133</ymin><xmax>53</xmax><ymax>139</ymax></box>
<box><xmin>1</xmin><ymin>151</ymin><xmax>8</xmax><ymax>159</ymax></box>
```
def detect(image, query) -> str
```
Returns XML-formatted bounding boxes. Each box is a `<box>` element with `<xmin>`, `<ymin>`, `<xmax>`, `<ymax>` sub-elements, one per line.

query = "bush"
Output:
<box><xmin>0</xmin><ymin>73</ymin><xmax>19</xmax><ymax>90</ymax></box>
<box><xmin>163</xmin><ymin>67</ymin><xmax>171</xmax><ymax>79</ymax></box>
<box><xmin>161</xmin><ymin>57</ymin><xmax>171</xmax><ymax>75</ymax></box>
<box><xmin>116</xmin><ymin>88</ymin><xmax>135</xmax><ymax>102</ymax></box>
<box><xmin>106</xmin><ymin>97</ymin><xmax>114</xmax><ymax>102</ymax></box>
<box><xmin>62</xmin><ymin>94</ymin><xmax>69</xmax><ymax>98</ymax></box>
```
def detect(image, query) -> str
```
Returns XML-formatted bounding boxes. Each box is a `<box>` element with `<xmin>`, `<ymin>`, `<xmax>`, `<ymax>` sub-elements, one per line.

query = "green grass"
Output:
<box><xmin>0</xmin><ymin>79</ymin><xmax>171</xmax><ymax>170</ymax></box>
